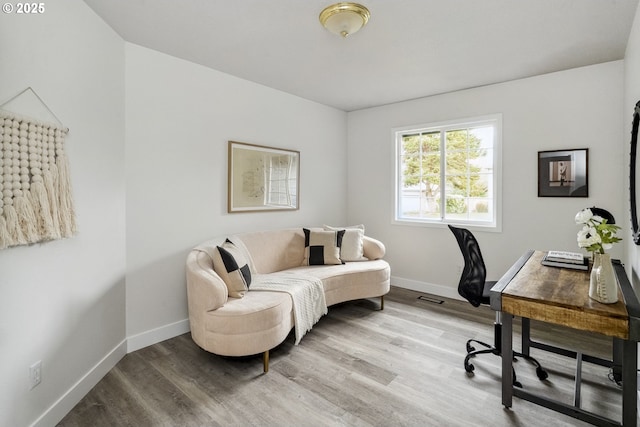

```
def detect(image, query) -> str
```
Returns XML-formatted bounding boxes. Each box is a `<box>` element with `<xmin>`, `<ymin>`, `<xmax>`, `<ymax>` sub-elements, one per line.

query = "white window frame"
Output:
<box><xmin>392</xmin><ymin>114</ymin><xmax>502</xmax><ymax>232</ymax></box>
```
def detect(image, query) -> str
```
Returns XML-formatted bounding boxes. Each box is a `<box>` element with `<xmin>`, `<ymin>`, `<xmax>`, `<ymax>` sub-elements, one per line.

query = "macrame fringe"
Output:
<box><xmin>30</xmin><ymin>181</ymin><xmax>56</xmax><ymax>239</ymax></box>
<box><xmin>14</xmin><ymin>195</ymin><xmax>39</xmax><ymax>243</ymax></box>
<box><xmin>43</xmin><ymin>167</ymin><xmax>61</xmax><ymax>239</ymax></box>
<box><xmin>57</xmin><ymin>154</ymin><xmax>77</xmax><ymax>237</ymax></box>
<box><xmin>0</xmin><ymin>216</ymin><xmax>9</xmax><ymax>249</ymax></box>
<box><xmin>4</xmin><ymin>205</ymin><xmax>27</xmax><ymax>246</ymax></box>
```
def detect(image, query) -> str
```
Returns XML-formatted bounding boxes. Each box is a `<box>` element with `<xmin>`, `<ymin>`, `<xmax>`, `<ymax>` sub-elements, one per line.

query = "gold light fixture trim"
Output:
<box><xmin>319</xmin><ymin>2</ymin><xmax>370</xmax><ymax>38</ymax></box>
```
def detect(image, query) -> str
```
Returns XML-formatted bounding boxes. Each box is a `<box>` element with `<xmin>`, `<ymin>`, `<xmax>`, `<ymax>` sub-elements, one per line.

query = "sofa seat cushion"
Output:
<box><xmin>288</xmin><ymin>259</ymin><xmax>390</xmax><ymax>306</ymax></box>
<box><xmin>205</xmin><ymin>291</ymin><xmax>292</xmax><ymax>334</ymax></box>
<box><xmin>202</xmin><ymin>290</ymin><xmax>294</xmax><ymax>356</ymax></box>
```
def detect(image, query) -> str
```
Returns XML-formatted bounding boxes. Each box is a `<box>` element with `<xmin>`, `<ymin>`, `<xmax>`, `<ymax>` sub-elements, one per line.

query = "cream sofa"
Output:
<box><xmin>186</xmin><ymin>227</ymin><xmax>390</xmax><ymax>372</ymax></box>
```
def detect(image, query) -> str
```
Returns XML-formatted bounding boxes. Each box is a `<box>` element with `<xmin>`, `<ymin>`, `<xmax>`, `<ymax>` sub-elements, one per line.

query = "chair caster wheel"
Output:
<box><xmin>536</xmin><ymin>367</ymin><xmax>548</xmax><ymax>381</ymax></box>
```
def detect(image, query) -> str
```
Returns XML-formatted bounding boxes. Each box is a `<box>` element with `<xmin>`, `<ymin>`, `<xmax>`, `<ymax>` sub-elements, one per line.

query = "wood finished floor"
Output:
<box><xmin>58</xmin><ymin>286</ymin><xmax>626</xmax><ymax>426</ymax></box>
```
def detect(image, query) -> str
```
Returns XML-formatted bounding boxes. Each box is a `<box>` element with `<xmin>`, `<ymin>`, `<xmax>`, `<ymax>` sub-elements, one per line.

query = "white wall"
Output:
<box><xmin>347</xmin><ymin>62</ymin><xmax>624</xmax><ymax>298</ymax></box>
<box><xmin>0</xmin><ymin>1</ymin><xmax>126</xmax><ymax>427</ymax></box>
<box><xmin>124</xmin><ymin>44</ymin><xmax>348</xmax><ymax>344</ymax></box>
<box><xmin>625</xmin><ymin>3</ymin><xmax>640</xmax><ymax>292</ymax></box>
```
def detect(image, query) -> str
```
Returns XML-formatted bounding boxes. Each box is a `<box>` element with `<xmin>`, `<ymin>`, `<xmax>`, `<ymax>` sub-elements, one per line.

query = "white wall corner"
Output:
<box><xmin>29</xmin><ymin>340</ymin><xmax>127</xmax><ymax>427</ymax></box>
<box><xmin>127</xmin><ymin>319</ymin><xmax>191</xmax><ymax>353</ymax></box>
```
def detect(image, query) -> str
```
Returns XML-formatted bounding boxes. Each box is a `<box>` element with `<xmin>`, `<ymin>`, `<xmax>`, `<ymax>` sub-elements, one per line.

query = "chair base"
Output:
<box><xmin>464</xmin><ymin>338</ymin><xmax>548</xmax><ymax>387</ymax></box>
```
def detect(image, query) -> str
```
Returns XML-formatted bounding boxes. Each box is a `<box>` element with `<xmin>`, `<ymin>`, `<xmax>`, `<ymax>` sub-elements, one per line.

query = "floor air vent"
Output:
<box><xmin>417</xmin><ymin>295</ymin><xmax>444</xmax><ymax>304</ymax></box>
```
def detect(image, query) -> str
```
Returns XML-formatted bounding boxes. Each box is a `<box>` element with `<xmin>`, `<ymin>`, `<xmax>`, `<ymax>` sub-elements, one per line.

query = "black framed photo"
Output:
<box><xmin>538</xmin><ymin>148</ymin><xmax>588</xmax><ymax>197</ymax></box>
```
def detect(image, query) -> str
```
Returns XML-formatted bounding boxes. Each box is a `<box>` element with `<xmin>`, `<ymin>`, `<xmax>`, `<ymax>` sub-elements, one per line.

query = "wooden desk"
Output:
<box><xmin>490</xmin><ymin>250</ymin><xmax>640</xmax><ymax>427</ymax></box>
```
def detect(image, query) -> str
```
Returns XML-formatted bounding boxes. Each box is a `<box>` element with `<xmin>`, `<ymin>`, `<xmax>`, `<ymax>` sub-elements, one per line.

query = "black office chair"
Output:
<box><xmin>448</xmin><ymin>225</ymin><xmax>548</xmax><ymax>386</ymax></box>
<box><xmin>590</xmin><ymin>207</ymin><xmax>615</xmax><ymax>225</ymax></box>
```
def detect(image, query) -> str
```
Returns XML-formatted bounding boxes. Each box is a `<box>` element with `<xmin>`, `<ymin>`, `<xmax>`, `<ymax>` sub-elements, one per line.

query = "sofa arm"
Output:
<box><xmin>186</xmin><ymin>250</ymin><xmax>228</xmax><ymax>313</ymax></box>
<box><xmin>363</xmin><ymin>236</ymin><xmax>386</xmax><ymax>260</ymax></box>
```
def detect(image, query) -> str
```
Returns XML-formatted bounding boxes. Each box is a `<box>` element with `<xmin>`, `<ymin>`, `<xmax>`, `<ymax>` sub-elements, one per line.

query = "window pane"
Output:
<box><xmin>469</xmin><ymin>198</ymin><xmax>492</xmax><ymax>221</ymax></box>
<box><xmin>445</xmin><ymin>150</ymin><xmax>468</xmax><ymax>175</ymax></box>
<box><xmin>470</xmin><ymin>173</ymin><xmax>491</xmax><ymax>198</ymax></box>
<box><xmin>399</xmin><ymin>186</ymin><xmax>420</xmax><ymax>217</ymax></box>
<box><xmin>399</xmin><ymin>189</ymin><xmax>440</xmax><ymax>218</ymax></box>
<box><xmin>402</xmin><ymin>173</ymin><xmax>421</xmax><ymax>188</ymax></box>
<box><xmin>423</xmin><ymin>153</ymin><xmax>440</xmax><ymax>175</ymax></box>
<box><xmin>401</xmin><ymin>134</ymin><xmax>421</xmax><ymax>155</ymax></box>
<box><xmin>468</xmin><ymin>148</ymin><xmax>493</xmax><ymax>172</ymax></box>
<box><xmin>445</xmin><ymin>129</ymin><xmax>469</xmax><ymax>151</ymax></box>
<box><xmin>423</xmin><ymin>173</ymin><xmax>441</xmax><ymax>201</ymax></box>
<box><xmin>421</xmin><ymin>132</ymin><xmax>440</xmax><ymax>153</ymax></box>
<box><xmin>445</xmin><ymin>196</ymin><xmax>468</xmax><ymax>216</ymax></box>
<box><xmin>423</xmin><ymin>172</ymin><xmax>441</xmax><ymax>187</ymax></box>
<box><xmin>445</xmin><ymin>174</ymin><xmax>468</xmax><ymax>197</ymax></box>
<box><xmin>422</xmin><ymin>196</ymin><xmax>441</xmax><ymax>218</ymax></box>
<box><xmin>469</xmin><ymin>126</ymin><xmax>494</xmax><ymax>150</ymax></box>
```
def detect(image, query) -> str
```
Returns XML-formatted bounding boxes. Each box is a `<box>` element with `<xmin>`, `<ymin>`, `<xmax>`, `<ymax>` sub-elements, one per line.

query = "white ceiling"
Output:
<box><xmin>84</xmin><ymin>0</ymin><xmax>639</xmax><ymax>112</ymax></box>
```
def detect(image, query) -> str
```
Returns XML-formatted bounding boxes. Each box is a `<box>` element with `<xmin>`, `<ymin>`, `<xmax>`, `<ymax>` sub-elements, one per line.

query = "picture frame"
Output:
<box><xmin>228</xmin><ymin>141</ymin><xmax>300</xmax><ymax>213</ymax></box>
<box><xmin>537</xmin><ymin>148</ymin><xmax>588</xmax><ymax>197</ymax></box>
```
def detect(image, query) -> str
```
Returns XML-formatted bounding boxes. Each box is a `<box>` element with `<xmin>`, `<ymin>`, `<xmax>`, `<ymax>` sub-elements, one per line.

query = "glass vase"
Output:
<box><xmin>589</xmin><ymin>252</ymin><xmax>618</xmax><ymax>304</ymax></box>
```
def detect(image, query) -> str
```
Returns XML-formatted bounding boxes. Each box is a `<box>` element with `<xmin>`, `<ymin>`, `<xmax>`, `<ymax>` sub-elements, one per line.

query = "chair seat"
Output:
<box><xmin>480</xmin><ymin>280</ymin><xmax>497</xmax><ymax>306</ymax></box>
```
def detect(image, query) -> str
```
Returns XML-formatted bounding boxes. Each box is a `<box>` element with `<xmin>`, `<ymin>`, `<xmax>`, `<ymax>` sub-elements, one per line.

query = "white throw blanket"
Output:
<box><xmin>250</xmin><ymin>272</ymin><xmax>328</xmax><ymax>345</ymax></box>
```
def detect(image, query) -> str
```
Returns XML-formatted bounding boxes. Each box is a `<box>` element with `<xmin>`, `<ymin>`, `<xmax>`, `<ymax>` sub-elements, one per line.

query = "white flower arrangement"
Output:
<box><xmin>575</xmin><ymin>208</ymin><xmax>621</xmax><ymax>254</ymax></box>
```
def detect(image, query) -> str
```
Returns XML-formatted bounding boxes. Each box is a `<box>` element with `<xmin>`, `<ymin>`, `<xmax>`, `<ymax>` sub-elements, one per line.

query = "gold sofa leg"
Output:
<box><xmin>263</xmin><ymin>350</ymin><xmax>269</xmax><ymax>373</ymax></box>
<box><xmin>380</xmin><ymin>295</ymin><xmax>384</xmax><ymax>310</ymax></box>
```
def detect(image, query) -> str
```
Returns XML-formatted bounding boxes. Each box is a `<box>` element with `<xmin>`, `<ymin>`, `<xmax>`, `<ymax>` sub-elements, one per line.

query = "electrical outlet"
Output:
<box><xmin>29</xmin><ymin>361</ymin><xmax>42</xmax><ymax>390</ymax></box>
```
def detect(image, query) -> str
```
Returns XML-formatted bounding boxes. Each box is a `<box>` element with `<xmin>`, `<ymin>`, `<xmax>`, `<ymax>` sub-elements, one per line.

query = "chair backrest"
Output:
<box><xmin>590</xmin><ymin>207</ymin><xmax>615</xmax><ymax>224</ymax></box>
<box><xmin>448</xmin><ymin>225</ymin><xmax>487</xmax><ymax>307</ymax></box>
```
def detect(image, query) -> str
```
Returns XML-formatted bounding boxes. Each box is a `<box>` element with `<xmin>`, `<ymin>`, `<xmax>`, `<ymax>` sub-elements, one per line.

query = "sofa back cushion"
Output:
<box><xmin>236</xmin><ymin>229</ymin><xmax>306</xmax><ymax>273</ymax></box>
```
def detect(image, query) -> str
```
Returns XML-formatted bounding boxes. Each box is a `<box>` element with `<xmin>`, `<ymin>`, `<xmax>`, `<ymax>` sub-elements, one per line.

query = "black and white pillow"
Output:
<box><xmin>303</xmin><ymin>228</ymin><xmax>345</xmax><ymax>265</ymax></box>
<box><xmin>212</xmin><ymin>239</ymin><xmax>252</xmax><ymax>298</ymax></box>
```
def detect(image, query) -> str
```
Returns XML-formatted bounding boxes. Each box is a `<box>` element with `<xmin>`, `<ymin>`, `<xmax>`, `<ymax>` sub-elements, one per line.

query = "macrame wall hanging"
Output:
<box><xmin>0</xmin><ymin>88</ymin><xmax>76</xmax><ymax>249</ymax></box>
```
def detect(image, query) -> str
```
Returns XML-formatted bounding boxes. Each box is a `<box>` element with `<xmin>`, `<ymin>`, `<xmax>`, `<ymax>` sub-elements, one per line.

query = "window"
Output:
<box><xmin>393</xmin><ymin>114</ymin><xmax>501</xmax><ymax>230</ymax></box>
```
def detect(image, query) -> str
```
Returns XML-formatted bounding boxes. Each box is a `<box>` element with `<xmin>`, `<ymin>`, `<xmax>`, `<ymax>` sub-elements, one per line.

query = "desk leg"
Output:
<box><xmin>521</xmin><ymin>317</ymin><xmax>531</xmax><ymax>356</ymax></box>
<box><xmin>502</xmin><ymin>312</ymin><xmax>513</xmax><ymax>408</ymax></box>
<box><xmin>612</xmin><ymin>338</ymin><xmax>622</xmax><ymax>384</ymax></box>
<box><xmin>622</xmin><ymin>339</ymin><xmax>637</xmax><ymax>426</ymax></box>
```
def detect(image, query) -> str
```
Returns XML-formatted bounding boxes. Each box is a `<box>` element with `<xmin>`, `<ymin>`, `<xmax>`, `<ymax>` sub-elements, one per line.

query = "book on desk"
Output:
<box><xmin>541</xmin><ymin>250</ymin><xmax>589</xmax><ymax>270</ymax></box>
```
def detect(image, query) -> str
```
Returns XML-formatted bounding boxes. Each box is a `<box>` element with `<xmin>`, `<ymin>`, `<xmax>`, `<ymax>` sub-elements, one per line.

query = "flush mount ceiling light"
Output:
<box><xmin>319</xmin><ymin>2</ymin><xmax>370</xmax><ymax>38</ymax></box>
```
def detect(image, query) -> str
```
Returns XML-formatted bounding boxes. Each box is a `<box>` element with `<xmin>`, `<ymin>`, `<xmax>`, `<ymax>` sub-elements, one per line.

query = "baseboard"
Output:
<box><xmin>391</xmin><ymin>275</ymin><xmax>464</xmax><ymax>302</ymax></box>
<box><xmin>31</xmin><ymin>319</ymin><xmax>192</xmax><ymax>426</ymax></box>
<box><xmin>30</xmin><ymin>339</ymin><xmax>127</xmax><ymax>427</ymax></box>
<box><xmin>127</xmin><ymin>318</ymin><xmax>191</xmax><ymax>353</ymax></box>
